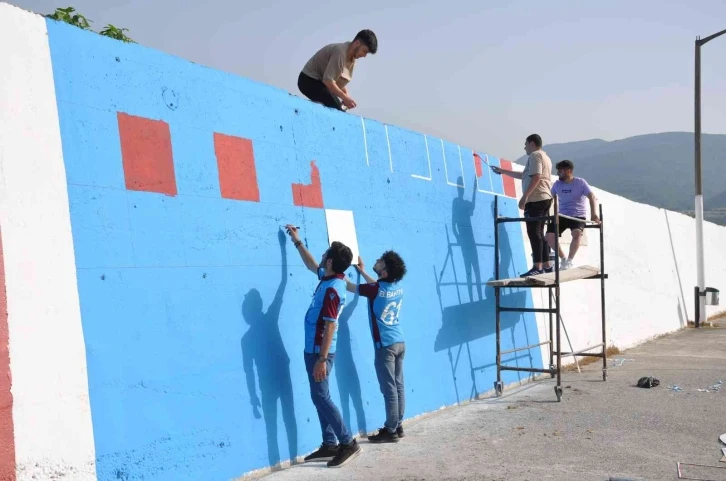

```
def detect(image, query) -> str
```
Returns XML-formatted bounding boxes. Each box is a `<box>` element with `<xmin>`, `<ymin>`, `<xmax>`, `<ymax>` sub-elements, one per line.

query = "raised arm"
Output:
<box><xmin>285</xmin><ymin>225</ymin><xmax>319</xmax><ymax>273</ymax></box>
<box><xmin>471</xmin><ymin>176</ymin><xmax>477</xmax><ymax>207</ymax></box>
<box><xmin>268</xmin><ymin>229</ymin><xmax>288</xmax><ymax>320</ymax></box>
<box><xmin>355</xmin><ymin>256</ymin><xmax>376</xmax><ymax>284</ymax></box>
<box><xmin>491</xmin><ymin>165</ymin><xmax>523</xmax><ymax>180</ymax></box>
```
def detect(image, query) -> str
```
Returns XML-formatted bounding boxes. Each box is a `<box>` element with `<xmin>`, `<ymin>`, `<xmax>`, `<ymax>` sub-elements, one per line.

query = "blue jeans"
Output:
<box><xmin>374</xmin><ymin>342</ymin><xmax>406</xmax><ymax>433</ymax></box>
<box><xmin>304</xmin><ymin>352</ymin><xmax>353</xmax><ymax>446</ymax></box>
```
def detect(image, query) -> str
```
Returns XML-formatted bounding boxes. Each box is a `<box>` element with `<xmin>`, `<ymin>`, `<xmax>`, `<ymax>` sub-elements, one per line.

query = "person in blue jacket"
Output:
<box><xmin>285</xmin><ymin>225</ymin><xmax>361</xmax><ymax>468</ymax></box>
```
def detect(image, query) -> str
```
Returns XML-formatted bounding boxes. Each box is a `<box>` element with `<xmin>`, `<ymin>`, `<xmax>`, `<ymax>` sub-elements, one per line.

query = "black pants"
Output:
<box><xmin>524</xmin><ymin>199</ymin><xmax>552</xmax><ymax>264</ymax></box>
<box><xmin>297</xmin><ymin>72</ymin><xmax>343</xmax><ymax>110</ymax></box>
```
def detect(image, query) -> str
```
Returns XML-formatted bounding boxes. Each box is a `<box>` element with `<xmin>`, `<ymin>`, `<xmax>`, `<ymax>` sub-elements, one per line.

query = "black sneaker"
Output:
<box><xmin>520</xmin><ymin>267</ymin><xmax>544</xmax><ymax>277</ymax></box>
<box><xmin>369</xmin><ymin>427</ymin><xmax>399</xmax><ymax>443</ymax></box>
<box><xmin>327</xmin><ymin>439</ymin><xmax>361</xmax><ymax>468</ymax></box>
<box><xmin>304</xmin><ymin>444</ymin><xmax>338</xmax><ymax>462</ymax></box>
<box><xmin>543</xmin><ymin>266</ymin><xmax>553</xmax><ymax>274</ymax></box>
<box><xmin>396</xmin><ymin>426</ymin><xmax>405</xmax><ymax>438</ymax></box>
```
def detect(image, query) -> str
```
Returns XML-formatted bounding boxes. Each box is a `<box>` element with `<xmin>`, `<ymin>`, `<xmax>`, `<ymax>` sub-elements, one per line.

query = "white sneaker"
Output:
<box><xmin>560</xmin><ymin>259</ymin><xmax>573</xmax><ymax>270</ymax></box>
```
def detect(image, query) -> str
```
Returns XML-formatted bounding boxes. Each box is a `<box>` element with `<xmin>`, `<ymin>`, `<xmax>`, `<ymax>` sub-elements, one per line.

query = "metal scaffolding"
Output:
<box><xmin>487</xmin><ymin>195</ymin><xmax>608</xmax><ymax>401</ymax></box>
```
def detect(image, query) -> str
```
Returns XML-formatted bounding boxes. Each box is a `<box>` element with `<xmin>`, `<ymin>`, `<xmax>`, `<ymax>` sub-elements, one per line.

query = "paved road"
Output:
<box><xmin>254</xmin><ymin>321</ymin><xmax>726</xmax><ymax>481</ymax></box>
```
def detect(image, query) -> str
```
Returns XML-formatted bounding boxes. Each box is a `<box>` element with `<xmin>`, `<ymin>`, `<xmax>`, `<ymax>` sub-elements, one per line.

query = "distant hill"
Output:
<box><xmin>515</xmin><ymin>132</ymin><xmax>726</xmax><ymax>224</ymax></box>
<box><xmin>707</xmin><ymin>189</ymin><xmax>726</xmax><ymax>208</ymax></box>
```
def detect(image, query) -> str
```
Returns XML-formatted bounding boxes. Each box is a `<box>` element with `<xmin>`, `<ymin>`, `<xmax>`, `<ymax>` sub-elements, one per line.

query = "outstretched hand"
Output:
<box><xmin>355</xmin><ymin>255</ymin><xmax>365</xmax><ymax>272</ymax></box>
<box><xmin>285</xmin><ymin>224</ymin><xmax>301</xmax><ymax>243</ymax></box>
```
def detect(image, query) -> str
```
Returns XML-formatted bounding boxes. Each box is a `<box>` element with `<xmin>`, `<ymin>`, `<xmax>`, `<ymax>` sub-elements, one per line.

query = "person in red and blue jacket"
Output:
<box><xmin>285</xmin><ymin>225</ymin><xmax>362</xmax><ymax>468</ymax></box>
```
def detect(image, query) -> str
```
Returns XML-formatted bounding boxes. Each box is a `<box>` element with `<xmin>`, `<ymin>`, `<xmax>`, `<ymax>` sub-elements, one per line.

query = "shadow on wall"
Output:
<box><xmin>434</xmin><ymin>187</ymin><xmax>533</xmax><ymax>402</ymax></box>
<box><xmin>452</xmin><ymin>175</ymin><xmax>482</xmax><ymax>303</ymax></box>
<box><xmin>491</xmin><ymin>196</ymin><xmax>536</xmax><ymax>373</ymax></box>
<box><xmin>333</xmin><ymin>281</ymin><xmax>368</xmax><ymax>436</ymax></box>
<box><xmin>241</xmin><ymin>229</ymin><xmax>298</xmax><ymax>467</ymax></box>
<box><xmin>493</xmin><ymin>198</ymin><xmax>514</xmax><ymax>279</ymax></box>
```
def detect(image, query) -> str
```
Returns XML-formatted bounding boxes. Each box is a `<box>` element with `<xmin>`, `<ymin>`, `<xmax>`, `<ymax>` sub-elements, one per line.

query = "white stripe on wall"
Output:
<box><xmin>0</xmin><ymin>3</ymin><xmax>97</xmax><ymax>480</ymax></box>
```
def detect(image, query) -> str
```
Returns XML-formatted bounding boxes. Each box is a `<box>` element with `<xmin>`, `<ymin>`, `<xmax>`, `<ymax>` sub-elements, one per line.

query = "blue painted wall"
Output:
<box><xmin>47</xmin><ymin>19</ymin><xmax>540</xmax><ymax>480</ymax></box>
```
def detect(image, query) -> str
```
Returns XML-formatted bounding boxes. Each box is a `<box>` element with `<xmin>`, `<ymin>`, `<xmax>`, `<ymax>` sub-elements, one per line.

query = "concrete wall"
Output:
<box><xmin>0</xmin><ymin>3</ymin><xmax>724</xmax><ymax>480</ymax></box>
<box><xmin>1</xmin><ymin>4</ymin><xmax>539</xmax><ymax>480</ymax></box>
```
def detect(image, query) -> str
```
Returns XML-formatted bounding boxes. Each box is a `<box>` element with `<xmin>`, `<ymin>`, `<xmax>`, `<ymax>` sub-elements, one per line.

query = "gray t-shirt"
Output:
<box><xmin>301</xmin><ymin>42</ymin><xmax>355</xmax><ymax>88</ymax></box>
<box><xmin>521</xmin><ymin>150</ymin><xmax>553</xmax><ymax>202</ymax></box>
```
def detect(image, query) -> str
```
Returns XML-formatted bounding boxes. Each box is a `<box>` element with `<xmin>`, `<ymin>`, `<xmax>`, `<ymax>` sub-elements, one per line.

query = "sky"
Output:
<box><xmin>12</xmin><ymin>0</ymin><xmax>726</xmax><ymax>161</ymax></box>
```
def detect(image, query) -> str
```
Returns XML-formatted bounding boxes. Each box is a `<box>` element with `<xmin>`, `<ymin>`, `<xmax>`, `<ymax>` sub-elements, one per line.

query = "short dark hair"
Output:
<box><xmin>354</xmin><ymin>29</ymin><xmax>378</xmax><ymax>54</ymax></box>
<box><xmin>556</xmin><ymin>159</ymin><xmax>574</xmax><ymax>171</ymax></box>
<box><xmin>327</xmin><ymin>241</ymin><xmax>353</xmax><ymax>274</ymax></box>
<box><xmin>381</xmin><ymin>250</ymin><xmax>406</xmax><ymax>283</ymax></box>
<box><xmin>526</xmin><ymin>134</ymin><xmax>542</xmax><ymax>148</ymax></box>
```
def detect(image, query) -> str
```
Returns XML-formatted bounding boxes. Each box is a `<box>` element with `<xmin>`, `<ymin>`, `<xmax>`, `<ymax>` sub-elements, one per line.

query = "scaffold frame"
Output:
<box><xmin>489</xmin><ymin>195</ymin><xmax>608</xmax><ymax>402</ymax></box>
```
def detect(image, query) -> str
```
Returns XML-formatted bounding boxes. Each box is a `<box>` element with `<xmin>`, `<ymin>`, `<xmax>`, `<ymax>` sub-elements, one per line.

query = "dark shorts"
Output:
<box><xmin>547</xmin><ymin>216</ymin><xmax>586</xmax><ymax>236</ymax></box>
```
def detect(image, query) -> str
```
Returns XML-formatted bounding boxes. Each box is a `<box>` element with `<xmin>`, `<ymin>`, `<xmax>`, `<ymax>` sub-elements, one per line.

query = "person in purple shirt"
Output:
<box><xmin>546</xmin><ymin>160</ymin><xmax>600</xmax><ymax>270</ymax></box>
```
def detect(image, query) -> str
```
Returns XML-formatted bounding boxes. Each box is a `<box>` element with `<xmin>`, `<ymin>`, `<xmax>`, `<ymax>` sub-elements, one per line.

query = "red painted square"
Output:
<box><xmin>473</xmin><ymin>153</ymin><xmax>484</xmax><ymax>178</ymax></box>
<box><xmin>292</xmin><ymin>161</ymin><xmax>324</xmax><ymax>208</ymax></box>
<box><xmin>0</xmin><ymin>231</ymin><xmax>16</xmax><ymax>481</ymax></box>
<box><xmin>117</xmin><ymin>112</ymin><xmax>177</xmax><ymax>196</ymax></box>
<box><xmin>500</xmin><ymin>159</ymin><xmax>517</xmax><ymax>198</ymax></box>
<box><xmin>214</xmin><ymin>133</ymin><xmax>260</xmax><ymax>202</ymax></box>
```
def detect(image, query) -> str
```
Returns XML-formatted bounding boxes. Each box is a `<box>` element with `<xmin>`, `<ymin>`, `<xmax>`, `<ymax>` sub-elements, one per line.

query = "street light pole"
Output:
<box><xmin>694</xmin><ymin>27</ymin><xmax>726</xmax><ymax>328</ymax></box>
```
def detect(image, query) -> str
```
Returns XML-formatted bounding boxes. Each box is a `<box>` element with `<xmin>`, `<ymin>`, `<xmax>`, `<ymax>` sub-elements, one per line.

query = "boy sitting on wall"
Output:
<box><xmin>297</xmin><ymin>30</ymin><xmax>378</xmax><ymax>111</ymax></box>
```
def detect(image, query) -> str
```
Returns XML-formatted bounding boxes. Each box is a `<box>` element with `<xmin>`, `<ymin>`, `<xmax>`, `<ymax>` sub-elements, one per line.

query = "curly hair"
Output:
<box><xmin>327</xmin><ymin>241</ymin><xmax>354</xmax><ymax>274</ymax></box>
<box><xmin>381</xmin><ymin>250</ymin><xmax>406</xmax><ymax>283</ymax></box>
<box><xmin>354</xmin><ymin>29</ymin><xmax>378</xmax><ymax>54</ymax></box>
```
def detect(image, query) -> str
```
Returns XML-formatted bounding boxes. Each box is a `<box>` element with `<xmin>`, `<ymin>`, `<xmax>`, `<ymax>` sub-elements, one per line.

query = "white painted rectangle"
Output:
<box><xmin>324</xmin><ymin>209</ymin><xmax>360</xmax><ymax>266</ymax></box>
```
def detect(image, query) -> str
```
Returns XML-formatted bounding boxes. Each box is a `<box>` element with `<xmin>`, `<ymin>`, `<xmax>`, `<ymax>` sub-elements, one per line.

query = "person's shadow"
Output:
<box><xmin>452</xmin><ymin>175</ymin><xmax>483</xmax><ymax>302</ymax></box>
<box><xmin>493</xmin><ymin>197</ymin><xmax>514</xmax><ymax>280</ymax></box>
<box><xmin>433</xmin><ymin>191</ymin><xmax>534</xmax><ymax>402</ymax></box>
<box><xmin>490</xmin><ymin>197</ymin><xmax>534</xmax><ymax>373</ymax></box>
<box><xmin>333</xmin><ymin>275</ymin><xmax>368</xmax><ymax>436</ymax></box>
<box><xmin>241</xmin><ymin>229</ymin><xmax>298</xmax><ymax>467</ymax></box>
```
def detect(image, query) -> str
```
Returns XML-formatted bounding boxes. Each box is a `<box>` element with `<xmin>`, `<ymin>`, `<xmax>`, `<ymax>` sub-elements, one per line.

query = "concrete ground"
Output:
<box><xmin>257</xmin><ymin>319</ymin><xmax>726</xmax><ymax>481</ymax></box>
